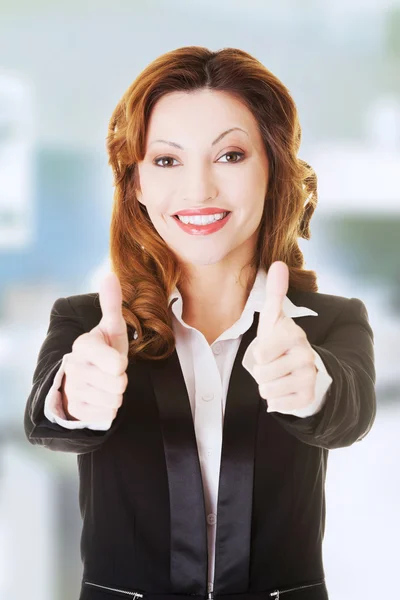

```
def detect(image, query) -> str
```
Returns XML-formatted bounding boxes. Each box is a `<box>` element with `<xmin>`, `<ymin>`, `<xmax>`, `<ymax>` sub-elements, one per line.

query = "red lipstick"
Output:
<box><xmin>174</xmin><ymin>207</ymin><xmax>230</xmax><ymax>216</ymax></box>
<box><xmin>172</xmin><ymin>210</ymin><xmax>232</xmax><ymax>236</ymax></box>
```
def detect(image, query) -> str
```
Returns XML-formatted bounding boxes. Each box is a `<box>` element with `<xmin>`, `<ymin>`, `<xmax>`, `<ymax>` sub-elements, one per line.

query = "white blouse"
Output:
<box><xmin>43</xmin><ymin>267</ymin><xmax>333</xmax><ymax>593</ymax></box>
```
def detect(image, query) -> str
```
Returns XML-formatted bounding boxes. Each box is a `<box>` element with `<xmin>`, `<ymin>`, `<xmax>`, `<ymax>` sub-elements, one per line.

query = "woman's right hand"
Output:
<box><xmin>61</xmin><ymin>272</ymin><xmax>130</xmax><ymax>422</ymax></box>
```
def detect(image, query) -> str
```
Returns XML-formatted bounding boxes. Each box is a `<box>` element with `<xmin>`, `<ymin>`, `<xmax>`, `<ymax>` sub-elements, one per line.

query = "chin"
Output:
<box><xmin>171</xmin><ymin>247</ymin><xmax>227</xmax><ymax>267</ymax></box>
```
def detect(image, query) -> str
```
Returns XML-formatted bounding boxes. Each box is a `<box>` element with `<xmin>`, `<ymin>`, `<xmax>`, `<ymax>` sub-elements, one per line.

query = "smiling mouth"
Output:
<box><xmin>173</xmin><ymin>211</ymin><xmax>231</xmax><ymax>223</ymax></box>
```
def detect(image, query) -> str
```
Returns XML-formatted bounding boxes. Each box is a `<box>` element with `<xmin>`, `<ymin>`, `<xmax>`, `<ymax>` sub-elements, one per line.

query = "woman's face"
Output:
<box><xmin>136</xmin><ymin>89</ymin><xmax>269</xmax><ymax>268</ymax></box>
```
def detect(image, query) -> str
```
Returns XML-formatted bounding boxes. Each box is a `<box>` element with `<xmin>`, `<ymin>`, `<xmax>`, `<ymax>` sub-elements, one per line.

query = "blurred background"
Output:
<box><xmin>1</xmin><ymin>0</ymin><xmax>399</xmax><ymax>598</ymax></box>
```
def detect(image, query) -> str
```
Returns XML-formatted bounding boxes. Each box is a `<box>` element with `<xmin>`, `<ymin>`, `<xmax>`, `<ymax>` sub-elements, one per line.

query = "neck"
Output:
<box><xmin>178</xmin><ymin>261</ymin><xmax>257</xmax><ymax>336</ymax></box>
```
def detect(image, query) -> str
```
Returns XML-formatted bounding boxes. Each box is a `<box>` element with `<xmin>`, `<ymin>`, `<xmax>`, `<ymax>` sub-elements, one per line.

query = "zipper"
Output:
<box><xmin>269</xmin><ymin>580</ymin><xmax>324</xmax><ymax>598</ymax></box>
<box><xmin>84</xmin><ymin>580</ymin><xmax>144</xmax><ymax>598</ymax></box>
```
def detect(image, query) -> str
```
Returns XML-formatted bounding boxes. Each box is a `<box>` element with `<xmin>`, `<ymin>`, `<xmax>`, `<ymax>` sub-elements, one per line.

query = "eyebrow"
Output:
<box><xmin>148</xmin><ymin>127</ymin><xmax>249</xmax><ymax>149</ymax></box>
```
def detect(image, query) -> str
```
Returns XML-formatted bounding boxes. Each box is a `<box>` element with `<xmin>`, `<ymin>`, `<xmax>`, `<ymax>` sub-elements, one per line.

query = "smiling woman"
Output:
<box><xmin>106</xmin><ymin>46</ymin><xmax>319</xmax><ymax>362</ymax></box>
<box><xmin>25</xmin><ymin>44</ymin><xmax>376</xmax><ymax>600</ymax></box>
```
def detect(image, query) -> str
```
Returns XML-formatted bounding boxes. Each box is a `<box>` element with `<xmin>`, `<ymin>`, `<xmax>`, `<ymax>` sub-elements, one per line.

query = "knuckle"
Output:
<box><xmin>72</xmin><ymin>333</ymin><xmax>87</xmax><ymax>352</ymax></box>
<box><xmin>118</xmin><ymin>373</ymin><xmax>128</xmax><ymax>393</ymax></box>
<box><xmin>306</xmin><ymin>350</ymin><xmax>315</xmax><ymax>364</ymax></box>
<box><xmin>295</xmin><ymin>332</ymin><xmax>306</xmax><ymax>345</ymax></box>
<box><xmin>111</xmin><ymin>354</ymin><xmax>127</xmax><ymax>376</ymax></box>
<box><xmin>259</xmin><ymin>383</ymin><xmax>271</xmax><ymax>398</ymax></box>
<box><xmin>100</xmin><ymin>389</ymin><xmax>122</xmax><ymax>410</ymax></box>
<box><xmin>111</xmin><ymin>377</ymin><xmax>124</xmax><ymax>395</ymax></box>
<box><xmin>305</xmin><ymin>360</ymin><xmax>314</xmax><ymax>373</ymax></box>
<box><xmin>304</xmin><ymin>364</ymin><xmax>316</xmax><ymax>379</ymax></box>
<box><xmin>66</xmin><ymin>360</ymin><xmax>78</xmax><ymax>376</ymax></box>
<box><xmin>253</xmin><ymin>363</ymin><xmax>262</xmax><ymax>381</ymax></box>
<box><xmin>116</xmin><ymin>360</ymin><xmax>125</xmax><ymax>375</ymax></box>
<box><xmin>114</xmin><ymin>393</ymin><xmax>123</xmax><ymax>407</ymax></box>
<box><xmin>120</xmin><ymin>355</ymin><xmax>129</xmax><ymax>372</ymax></box>
<box><xmin>106</xmin><ymin>394</ymin><xmax>122</xmax><ymax>410</ymax></box>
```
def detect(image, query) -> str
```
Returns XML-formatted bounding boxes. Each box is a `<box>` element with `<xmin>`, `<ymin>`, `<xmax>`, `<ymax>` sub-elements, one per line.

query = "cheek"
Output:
<box><xmin>237</xmin><ymin>191</ymin><xmax>265</xmax><ymax>229</ymax></box>
<box><xmin>227</xmin><ymin>165</ymin><xmax>266</xmax><ymax>206</ymax></box>
<box><xmin>136</xmin><ymin>165</ymin><xmax>167</xmax><ymax>206</ymax></box>
<box><xmin>139</xmin><ymin>186</ymin><xmax>171</xmax><ymax>219</ymax></box>
<box><xmin>147</xmin><ymin>203</ymin><xmax>175</xmax><ymax>238</ymax></box>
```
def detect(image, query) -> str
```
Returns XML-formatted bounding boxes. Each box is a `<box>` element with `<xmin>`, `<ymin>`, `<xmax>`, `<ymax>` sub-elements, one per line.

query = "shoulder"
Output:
<box><xmin>66</xmin><ymin>292</ymin><xmax>100</xmax><ymax>309</ymax></box>
<box><xmin>295</xmin><ymin>289</ymin><xmax>351</xmax><ymax>313</ymax></box>
<box><xmin>294</xmin><ymin>289</ymin><xmax>371</xmax><ymax>330</ymax></box>
<box><xmin>61</xmin><ymin>292</ymin><xmax>101</xmax><ymax>332</ymax></box>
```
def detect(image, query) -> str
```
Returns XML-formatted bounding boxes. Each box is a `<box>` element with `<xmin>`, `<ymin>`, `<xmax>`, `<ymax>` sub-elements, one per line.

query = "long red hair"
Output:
<box><xmin>106</xmin><ymin>46</ymin><xmax>318</xmax><ymax>362</ymax></box>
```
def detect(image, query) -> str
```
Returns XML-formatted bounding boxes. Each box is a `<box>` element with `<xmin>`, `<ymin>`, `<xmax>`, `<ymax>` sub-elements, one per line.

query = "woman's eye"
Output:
<box><xmin>153</xmin><ymin>156</ymin><xmax>179</xmax><ymax>168</ymax></box>
<box><xmin>218</xmin><ymin>151</ymin><xmax>245</xmax><ymax>163</ymax></box>
<box><xmin>153</xmin><ymin>151</ymin><xmax>244</xmax><ymax>168</ymax></box>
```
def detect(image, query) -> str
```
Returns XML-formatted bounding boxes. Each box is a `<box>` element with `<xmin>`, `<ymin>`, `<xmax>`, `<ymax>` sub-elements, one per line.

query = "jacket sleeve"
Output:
<box><xmin>269</xmin><ymin>297</ymin><xmax>376</xmax><ymax>449</ymax></box>
<box><xmin>24</xmin><ymin>296</ymin><xmax>122</xmax><ymax>454</ymax></box>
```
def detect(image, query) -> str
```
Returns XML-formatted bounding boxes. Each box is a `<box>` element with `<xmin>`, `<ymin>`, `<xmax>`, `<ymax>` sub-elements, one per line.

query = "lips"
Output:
<box><xmin>174</xmin><ymin>207</ymin><xmax>230</xmax><ymax>216</ymax></box>
<box><xmin>173</xmin><ymin>210</ymin><xmax>232</xmax><ymax>235</ymax></box>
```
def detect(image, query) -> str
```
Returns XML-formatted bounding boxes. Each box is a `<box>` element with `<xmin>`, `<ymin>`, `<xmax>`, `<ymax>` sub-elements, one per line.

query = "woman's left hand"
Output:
<box><xmin>252</xmin><ymin>261</ymin><xmax>318</xmax><ymax>413</ymax></box>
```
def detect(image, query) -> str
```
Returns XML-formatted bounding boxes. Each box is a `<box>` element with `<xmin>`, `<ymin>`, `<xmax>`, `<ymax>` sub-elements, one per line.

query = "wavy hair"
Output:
<box><xmin>106</xmin><ymin>46</ymin><xmax>319</xmax><ymax>362</ymax></box>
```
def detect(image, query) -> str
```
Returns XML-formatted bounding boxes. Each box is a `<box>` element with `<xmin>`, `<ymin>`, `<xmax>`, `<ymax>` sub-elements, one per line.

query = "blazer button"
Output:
<box><xmin>202</xmin><ymin>393</ymin><xmax>214</xmax><ymax>402</ymax></box>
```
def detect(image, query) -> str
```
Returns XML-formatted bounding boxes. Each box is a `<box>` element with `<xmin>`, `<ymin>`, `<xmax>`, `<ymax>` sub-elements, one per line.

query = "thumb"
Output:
<box><xmin>97</xmin><ymin>271</ymin><xmax>129</xmax><ymax>357</ymax></box>
<box><xmin>257</xmin><ymin>261</ymin><xmax>289</xmax><ymax>337</ymax></box>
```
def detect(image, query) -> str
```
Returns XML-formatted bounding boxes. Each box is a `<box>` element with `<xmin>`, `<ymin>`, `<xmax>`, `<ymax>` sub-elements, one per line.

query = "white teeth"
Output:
<box><xmin>177</xmin><ymin>212</ymin><xmax>228</xmax><ymax>225</ymax></box>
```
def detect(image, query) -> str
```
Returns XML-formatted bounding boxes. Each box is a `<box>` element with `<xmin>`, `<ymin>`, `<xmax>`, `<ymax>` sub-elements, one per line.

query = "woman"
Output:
<box><xmin>24</xmin><ymin>46</ymin><xmax>376</xmax><ymax>600</ymax></box>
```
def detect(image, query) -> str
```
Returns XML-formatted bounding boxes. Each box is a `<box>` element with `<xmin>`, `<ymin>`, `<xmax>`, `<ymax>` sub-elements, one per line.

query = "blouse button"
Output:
<box><xmin>207</xmin><ymin>513</ymin><xmax>217</xmax><ymax>525</ymax></box>
<box><xmin>212</xmin><ymin>343</ymin><xmax>222</xmax><ymax>355</ymax></box>
<box><xmin>202</xmin><ymin>392</ymin><xmax>214</xmax><ymax>402</ymax></box>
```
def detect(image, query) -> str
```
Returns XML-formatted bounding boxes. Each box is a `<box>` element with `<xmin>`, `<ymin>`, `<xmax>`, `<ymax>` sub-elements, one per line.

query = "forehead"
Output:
<box><xmin>146</xmin><ymin>89</ymin><xmax>260</xmax><ymax>139</ymax></box>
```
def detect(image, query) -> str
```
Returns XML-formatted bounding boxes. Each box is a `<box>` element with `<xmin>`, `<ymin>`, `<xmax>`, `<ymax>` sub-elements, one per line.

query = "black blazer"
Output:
<box><xmin>24</xmin><ymin>287</ymin><xmax>376</xmax><ymax>600</ymax></box>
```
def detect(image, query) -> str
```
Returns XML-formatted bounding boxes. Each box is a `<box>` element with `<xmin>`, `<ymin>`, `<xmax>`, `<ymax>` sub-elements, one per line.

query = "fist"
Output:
<box><xmin>62</xmin><ymin>272</ymin><xmax>130</xmax><ymax>423</ymax></box>
<box><xmin>252</xmin><ymin>261</ymin><xmax>317</xmax><ymax>413</ymax></box>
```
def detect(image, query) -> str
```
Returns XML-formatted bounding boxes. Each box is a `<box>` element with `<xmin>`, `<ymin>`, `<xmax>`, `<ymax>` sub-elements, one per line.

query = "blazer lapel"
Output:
<box><xmin>213</xmin><ymin>310</ymin><xmax>261</xmax><ymax>593</ymax></box>
<box><xmin>148</xmin><ymin>350</ymin><xmax>209</xmax><ymax>594</ymax></box>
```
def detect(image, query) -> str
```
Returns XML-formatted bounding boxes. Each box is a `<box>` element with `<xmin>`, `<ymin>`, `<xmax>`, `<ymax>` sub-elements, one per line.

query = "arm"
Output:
<box><xmin>24</xmin><ymin>297</ymin><xmax>120</xmax><ymax>454</ymax></box>
<box><xmin>268</xmin><ymin>297</ymin><xmax>376</xmax><ymax>449</ymax></box>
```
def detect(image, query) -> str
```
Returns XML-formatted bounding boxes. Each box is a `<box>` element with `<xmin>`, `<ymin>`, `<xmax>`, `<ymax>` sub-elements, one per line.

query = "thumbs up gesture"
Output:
<box><xmin>252</xmin><ymin>261</ymin><xmax>317</xmax><ymax>413</ymax></box>
<box><xmin>61</xmin><ymin>272</ymin><xmax>130</xmax><ymax>422</ymax></box>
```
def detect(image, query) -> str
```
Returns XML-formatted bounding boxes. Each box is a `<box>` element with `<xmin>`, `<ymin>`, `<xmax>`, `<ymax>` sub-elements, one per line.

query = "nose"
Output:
<box><xmin>180</xmin><ymin>161</ymin><xmax>218</xmax><ymax>205</ymax></box>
